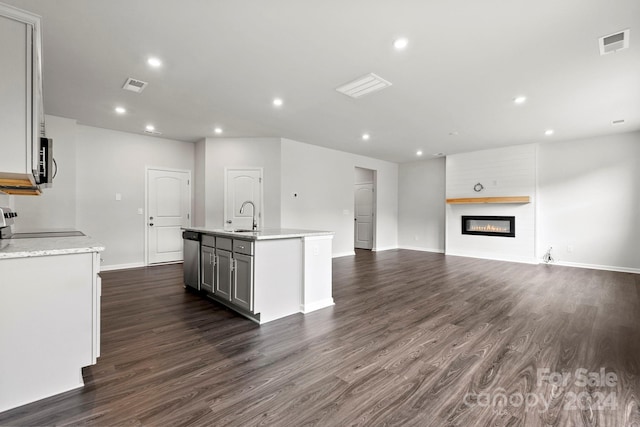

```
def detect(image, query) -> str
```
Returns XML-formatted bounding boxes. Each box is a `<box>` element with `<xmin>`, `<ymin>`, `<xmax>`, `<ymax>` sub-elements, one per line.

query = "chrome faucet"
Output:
<box><xmin>239</xmin><ymin>201</ymin><xmax>257</xmax><ymax>231</ymax></box>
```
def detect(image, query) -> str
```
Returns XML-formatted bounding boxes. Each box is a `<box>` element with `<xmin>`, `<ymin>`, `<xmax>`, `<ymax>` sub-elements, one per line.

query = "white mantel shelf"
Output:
<box><xmin>446</xmin><ymin>196</ymin><xmax>530</xmax><ymax>204</ymax></box>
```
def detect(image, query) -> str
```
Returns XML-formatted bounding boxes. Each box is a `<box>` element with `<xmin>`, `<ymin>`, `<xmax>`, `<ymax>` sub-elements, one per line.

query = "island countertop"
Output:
<box><xmin>182</xmin><ymin>227</ymin><xmax>334</xmax><ymax>241</ymax></box>
<box><xmin>0</xmin><ymin>236</ymin><xmax>105</xmax><ymax>259</ymax></box>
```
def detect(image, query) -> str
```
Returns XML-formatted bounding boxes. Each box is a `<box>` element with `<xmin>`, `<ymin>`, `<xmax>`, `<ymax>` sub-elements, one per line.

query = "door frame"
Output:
<box><xmin>223</xmin><ymin>167</ymin><xmax>264</xmax><ymax>229</ymax></box>
<box><xmin>144</xmin><ymin>166</ymin><xmax>192</xmax><ymax>266</ymax></box>
<box><xmin>354</xmin><ymin>167</ymin><xmax>377</xmax><ymax>251</ymax></box>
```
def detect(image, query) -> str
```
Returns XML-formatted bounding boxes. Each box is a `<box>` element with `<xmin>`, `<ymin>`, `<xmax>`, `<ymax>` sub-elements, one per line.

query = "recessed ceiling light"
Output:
<box><xmin>145</xmin><ymin>124</ymin><xmax>155</xmax><ymax>132</ymax></box>
<box><xmin>273</xmin><ymin>98</ymin><xmax>283</xmax><ymax>107</ymax></box>
<box><xmin>362</xmin><ymin>133</ymin><xmax>370</xmax><ymax>141</ymax></box>
<box><xmin>393</xmin><ymin>38</ymin><xmax>409</xmax><ymax>50</ymax></box>
<box><xmin>214</xmin><ymin>127</ymin><xmax>223</xmax><ymax>134</ymax></box>
<box><xmin>416</xmin><ymin>150</ymin><xmax>423</xmax><ymax>156</ymax></box>
<box><xmin>115</xmin><ymin>106</ymin><xmax>126</xmax><ymax>114</ymax></box>
<box><xmin>147</xmin><ymin>57</ymin><xmax>162</xmax><ymax>68</ymax></box>
<box><xmin>449</xmin><ymin>131</ymin><xmax>459</xmax><ymax>136</ymax></box>
<box><xmin>514</xmin><ymin>96</ymin><xmax>527</xmax><ymax>104</ymax></box>
<box><xmin>544</xmin><ymin>129</ymin><xmax>554</xmax><ymax>136</ymax></box>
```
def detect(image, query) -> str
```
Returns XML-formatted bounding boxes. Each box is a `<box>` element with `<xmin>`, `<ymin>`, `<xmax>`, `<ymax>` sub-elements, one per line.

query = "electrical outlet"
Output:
<box><xmin>414</xmin><ymin>234</ymin><xmax>419</xmax><ymax>241</ymax></box>
<box><xmin>115</xmin><ymin>193</ymin><xmax>122</xmax><ymax>201</ymax></box>
<box><xmin>343</xmin><ymin>209</ymin><xmax>349</xmax><ymax>215</ymax></box>
<box><xmin>137</xmin><ymin>208</ymin><xmax>143</xmax><ymax>215</ymax></box>
<box><xmin>567</xmin><ymin>245</ymin><xmax>574</xmax><ymax>253</ymax></box>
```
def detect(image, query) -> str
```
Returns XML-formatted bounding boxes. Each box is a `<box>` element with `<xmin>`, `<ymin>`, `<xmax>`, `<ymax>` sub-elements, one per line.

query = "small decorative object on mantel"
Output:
<box><xmin>473</xmin><ymin>182</ymin><xmax>484</xmax><ymax>192</ymax></box>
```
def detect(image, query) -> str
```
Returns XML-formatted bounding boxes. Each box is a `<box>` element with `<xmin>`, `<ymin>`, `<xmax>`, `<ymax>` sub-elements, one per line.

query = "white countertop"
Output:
<box><xmin>0</xmin><ymin>236</ymin><xmax>105</xmax><ymax>259</ymax></box>
<box><xmin>183</xmin><ymin>227</ymin><xmax>334</xmax><ymax>241</ymax></box>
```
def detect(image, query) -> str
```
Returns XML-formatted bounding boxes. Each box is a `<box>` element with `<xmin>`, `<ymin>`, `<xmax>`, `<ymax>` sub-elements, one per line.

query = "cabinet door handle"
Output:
<box><xmin>209</xmin><ymin>253</ymin><xmax>213</xmax><ymax>265</ymax></box>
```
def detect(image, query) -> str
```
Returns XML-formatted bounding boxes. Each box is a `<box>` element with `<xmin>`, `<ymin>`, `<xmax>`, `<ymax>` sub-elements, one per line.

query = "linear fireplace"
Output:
<box><xmin>461</xmin><ymin>216</ymin><xmax>515</xmax><ymax>238</ymax></box>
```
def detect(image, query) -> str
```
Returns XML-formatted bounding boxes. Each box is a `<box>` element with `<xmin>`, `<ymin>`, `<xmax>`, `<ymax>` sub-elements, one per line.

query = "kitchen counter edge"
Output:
<box><xmin>0</xmin><ymin>236</ymin><xmax>105</xmax><ymax>259</ymax></box>
<box><xmin>182</xmin><ymin>227</ymin><xmax>334</xmax><ymax>241</ymax></box>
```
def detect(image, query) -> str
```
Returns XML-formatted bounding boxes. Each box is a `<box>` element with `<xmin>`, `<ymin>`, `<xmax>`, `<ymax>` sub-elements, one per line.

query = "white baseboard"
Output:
<box><xmin>445</xmin><ymin>251</ymin><xmax>539</xmax><ymax>265</ymax></box>
<box><xmin>332</xmin><ymin>251</ymin><xmax>355</xmax><ymax>258</ymax></box>
<box><xmin>372</xmin><ymin>246</ymin><xmax>398</xmax><ymax>252</ymax></box>
<box><xmin>100</xmin><ymin>262</ymin><xmax>146</xmax><ymax>272</ymax></box>
<box><xmin>554</xmin><ymin>261</ymin><xmax>640</xmax><ymax>274</ymax></box>
<box><xmin>398</xmin><ymin>245</ymin><xmax>445</xmax><ymax>254</ymax></box>
<box><xmin>301</xmin><ymin>298</ymin><xmax>335</xmax><ymax>314</ymax></box>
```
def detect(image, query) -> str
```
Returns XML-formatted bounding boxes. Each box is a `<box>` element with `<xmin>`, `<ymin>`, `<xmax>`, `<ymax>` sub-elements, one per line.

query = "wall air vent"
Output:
<box><xmin>336</xmin><ymin>73</ymin><xmax>392</xmax><ymax>98</ymax></box>
<box><xmin>122</xmin><ymin>77</ymin><xmax>148</xmax><ymax>93</ymax></box>
<box><xmin>599</xmin><ymin>29</ymin><xmax>630</xmax><ymax>55</ymax></box>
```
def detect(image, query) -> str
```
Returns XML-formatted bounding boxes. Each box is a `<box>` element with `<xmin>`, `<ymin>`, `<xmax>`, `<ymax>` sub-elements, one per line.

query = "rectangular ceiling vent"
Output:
<box><xmin>144</xmin><ymin>129</ymin><xmax>162</xmax><ymax>135</ymax></box>
<box><xmin>599</xmin><ymin>29</ymin><xmax>630</xmax><ymax>55</ymax></box>
<box><xmin>336</xmin><ymin>73</ymin><xmax>392</xmax><ymax>98</ymax></box>
<box><xmin>122</xmin><ymin>77</ymin><xmax>148</xmax><ymax>93</ymax></box>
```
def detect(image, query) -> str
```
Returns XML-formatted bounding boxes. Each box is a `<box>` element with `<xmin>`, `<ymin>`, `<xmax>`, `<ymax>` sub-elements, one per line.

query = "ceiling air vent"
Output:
<box><xmin>336</xmin><ymin>73</ymin><xmax>392</xmax><ymax>98</ymax></box>
<box><xmin>122</xmin><ymin>77</ymin><xmax>148</xmax><ymax>93</ymax></box>
<box><xmin>599</xmin><ymin>29</ymin><xmax>630</xmax><ymax>55</ymax></box>
<box><xmin>611</xmin><ymin>119</ymin><xmax>625</xmax><ymax>126</ymax></box>
<box><xmin>144</xmin><ymin>129</ymin><xmax>162</xmax><ymax>135</ymax></box>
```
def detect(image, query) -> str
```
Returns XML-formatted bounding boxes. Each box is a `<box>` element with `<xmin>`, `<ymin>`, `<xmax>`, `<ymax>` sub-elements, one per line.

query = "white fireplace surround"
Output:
<box><xmin>445</xmin><ymin>144</ymin><xmax>537</xmax><ymax>264</ymax></box>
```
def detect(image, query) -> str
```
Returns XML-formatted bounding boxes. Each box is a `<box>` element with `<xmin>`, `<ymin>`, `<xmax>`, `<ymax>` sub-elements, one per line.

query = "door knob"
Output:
<box><xmin>149</xmin><ymin>216</ymin><xmax>154</xmax><ymax>220</ymax></box>
<box><xmin>149</xmin><ymin>223</ymin><xmax>154</xmax><ymax>226</ymax></box>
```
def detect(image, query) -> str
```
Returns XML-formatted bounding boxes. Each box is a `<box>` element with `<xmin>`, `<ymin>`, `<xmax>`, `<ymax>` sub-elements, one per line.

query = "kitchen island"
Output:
<box><xmin>0</xmin><ymin>236</ymin><xmax>104</xmax><ymax>413</ymax></box>
<box><xmin>183</xmin><ymin>228</ymin><xmax>334</xmax><ymax>324</ymax></box>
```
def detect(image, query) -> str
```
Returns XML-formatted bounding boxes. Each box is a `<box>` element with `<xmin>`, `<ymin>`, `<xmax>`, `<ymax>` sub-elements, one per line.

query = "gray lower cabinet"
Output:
<box><xmin>215</xmin><ymin>248</ymin><xmax>233</xmax><ymax>301</ymax></box>
<box><xmin>232</xmin><ymin>253</ymin><xmax>253</xmax><ymax>311</ymax></box>
<box><xmin>201</xmin><ymin>244</ymin><xmax>215</xmax><ymax>293</ymax></box>
<box><xmin>199</xmin><ymin>233</ymin><xmax>255</xmax><ymax>316</ymax></box>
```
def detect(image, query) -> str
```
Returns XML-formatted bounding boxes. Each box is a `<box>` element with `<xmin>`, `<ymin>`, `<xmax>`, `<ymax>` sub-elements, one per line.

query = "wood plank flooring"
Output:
<box><xmin>1</xmin><ymin>250</ymin><xmax>639</xmax><ymax>426</ymax></box>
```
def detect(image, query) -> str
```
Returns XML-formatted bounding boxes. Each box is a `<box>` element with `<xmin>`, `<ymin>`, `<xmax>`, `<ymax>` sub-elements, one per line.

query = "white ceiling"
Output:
<box><xmin>5</xmin><ymin>0</ymin><xmax>640</xmax><ymax>163</ymax></box>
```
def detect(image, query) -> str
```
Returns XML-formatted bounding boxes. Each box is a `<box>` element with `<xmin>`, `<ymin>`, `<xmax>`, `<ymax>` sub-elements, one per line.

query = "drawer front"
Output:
<box><xmin>233</xmin><ymin>239</ymin><xmax>254</xmax><ymax>255</ymax></box>
<box><xmin>216</xmin><ymin>237</ymin><xmax>233</xmax><ymax>251</ymax></box>
<box><xmin>201</xmin><ymin>234</ymin><xmax>215</xmax><ymax>247</ymax></box>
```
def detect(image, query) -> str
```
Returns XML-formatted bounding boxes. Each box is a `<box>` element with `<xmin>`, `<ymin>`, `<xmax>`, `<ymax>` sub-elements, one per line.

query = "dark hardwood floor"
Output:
<box><xmin>1</xmin><ymin>250</ymin><xmax>639</xmax><ymax>426</ymax></box>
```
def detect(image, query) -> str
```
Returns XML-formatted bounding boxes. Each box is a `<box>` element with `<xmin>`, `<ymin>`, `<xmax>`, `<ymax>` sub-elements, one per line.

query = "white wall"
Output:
<box><xmin>193</xmin><ymin>138</ymin><xmax>206</xmax><ymax>227</ymax></box>
<box><xmin>398</xmin><ymin>158</ymin><xmax>446</xmax><ymax>252</ymax></box>
<box><xmin>200</xmin><ymin>137</ymin><xmax>281</xmax><ymax>229</ymax></box>
<box><xmin>280</xmin><ymin>139</ymin><xmax>398</xmax><ymax>257</ymax></box>
<box><xmin>446</xmin><ymin>144</ymin><xmax>537</xmax><ymax>263</ymax></box>
<box><xmin>12</xmin><ymin>115</ymin><xmax>77</xmax><ymax>232</ymax></box>
<box><xmin>75</xmin><ymin>125</ymin><xmax>194</xmax><ymax>268</ymax></box>
<box><xmin>537</xmin><ymin>131</ymin><xmax>640</xmax><ymax>272</ymax></box>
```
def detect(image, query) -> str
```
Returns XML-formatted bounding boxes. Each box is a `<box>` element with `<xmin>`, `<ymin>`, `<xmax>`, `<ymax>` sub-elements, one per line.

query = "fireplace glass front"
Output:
<box><xmin>461</xmin><ymin>216</ymin><xmax>515</xmax><ymax>238</ymax></box>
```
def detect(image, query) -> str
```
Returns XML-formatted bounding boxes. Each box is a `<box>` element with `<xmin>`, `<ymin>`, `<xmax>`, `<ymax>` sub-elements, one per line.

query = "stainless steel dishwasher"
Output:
<box><xmin>182</xmin><ymin>231</ymin><xmax>201</xmax><ymax>291</ymax></box>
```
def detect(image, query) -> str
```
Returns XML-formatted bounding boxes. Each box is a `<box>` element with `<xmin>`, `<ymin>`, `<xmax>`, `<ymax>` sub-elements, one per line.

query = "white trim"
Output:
<box><xmin>445</xmin><ymin>250</ymin><xmax>539</xmax><ymax>265</ymax></box>
<box><xmin>300</xmin><ymin>298</ymin><xmax>335</xmax><ymax>314</ymax></box>
<box><xmin>372</xmin><ymin>246</ymin><xmax>399</xmax><ymax>252</ymax></box>
<box><xmin>144</xmin><ymin>166</ymin><xmax>192</xmax><ymax>266</ymax></box>
<box><xmin>100</xmin><ymin>262</ymin><xmax>146</xmax><ymax>272</ymax></box>
<box><xmin>398</xmin><ymin>246</ymin><xmax>445</xmax><ymax>254</ymax></box>
<box><xmin>332</xmin><ymin>251</ymin><xmax>355</xmax><ymax>258</ymax></box>
<box><xmin>554</xmin><ymin>261</ymin><xmax>640</xmax><ymax>275</ymax></box>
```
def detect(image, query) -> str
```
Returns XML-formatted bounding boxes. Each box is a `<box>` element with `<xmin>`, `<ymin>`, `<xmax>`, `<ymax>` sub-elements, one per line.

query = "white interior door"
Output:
<box><xmin>354</xmin><ymin>183</ymin><xmax>374</xmax><ymax>249</ymax></box>
<box><xmin>147</xmin><ymin>168</ymin><xmax>191</xmax><ymax>264</ymax></box>
<box><xmin>225</xmin><ymin>169</ymin><xmax>262</xmax><ymax>230</ymax></box>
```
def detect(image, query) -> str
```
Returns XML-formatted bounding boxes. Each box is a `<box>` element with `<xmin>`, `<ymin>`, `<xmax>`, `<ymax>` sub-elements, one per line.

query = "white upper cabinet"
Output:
<box><xmin>0</xmin><ymin>2</ymin><xmax>43</xmax><ymax>194</ymax></box>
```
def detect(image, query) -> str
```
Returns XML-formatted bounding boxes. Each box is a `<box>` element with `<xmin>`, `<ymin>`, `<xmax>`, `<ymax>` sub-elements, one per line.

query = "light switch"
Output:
<box><xmin>137</xmin><ymin>208</ymin><xmax>143</xmax><ymax>215</ymax></box>
<box><xmin>343</xmin><ymin>209</ymin><xmax>349</xmax><ymax>215</ymax></box>
<box><xmin>115</xmin><ymin>193</ymin><xmax>122</xmax><ymax>201</ymax></box>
